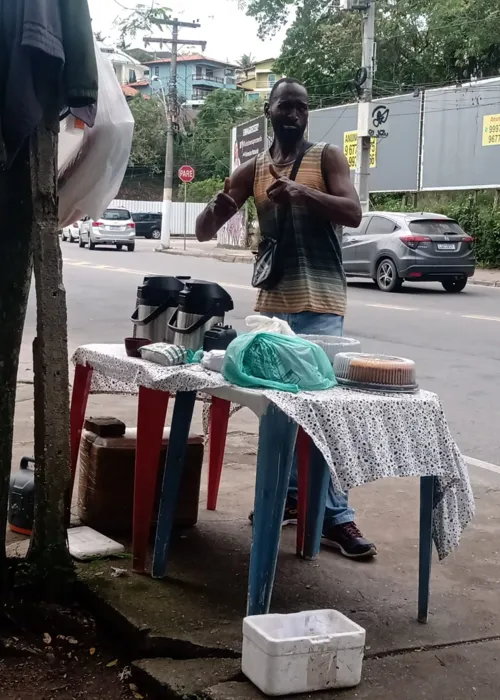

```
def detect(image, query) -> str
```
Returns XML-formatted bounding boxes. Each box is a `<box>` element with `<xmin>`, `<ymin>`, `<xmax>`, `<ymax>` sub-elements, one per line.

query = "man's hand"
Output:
<box><xmin>266</xmin><ymin>164</ymin><xmax>306</xmax><ymax>205</ymax></box>
<box><xmin>213</xmin><ymin>178</ymin><xmax>238</xmax><ymax>220</ymax></box>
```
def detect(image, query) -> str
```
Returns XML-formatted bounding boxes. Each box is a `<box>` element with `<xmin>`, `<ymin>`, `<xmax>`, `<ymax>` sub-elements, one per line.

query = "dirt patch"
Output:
<box><xmin>0</xmin><ymin>605</ymin><xmax>145</xmax><ymax>700</ymax></box>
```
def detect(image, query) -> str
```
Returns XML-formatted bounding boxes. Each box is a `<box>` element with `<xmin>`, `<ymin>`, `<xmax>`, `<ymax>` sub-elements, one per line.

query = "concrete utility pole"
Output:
<box><xmin>146</xmin><ymin>19</ymin><xmax>206</xmax><ymax>248</ymax></box>
<box><xmin>340</xmin><ymin>0</ymin><xmax>376</xmax><ymax>213</ymax></box>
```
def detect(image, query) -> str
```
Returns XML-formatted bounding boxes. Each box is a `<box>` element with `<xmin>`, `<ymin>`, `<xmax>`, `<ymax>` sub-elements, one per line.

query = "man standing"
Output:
<box><xmin>196</xmin><ymin>78</ymin><xmax>376</xmax><ymax>559</ymax></box>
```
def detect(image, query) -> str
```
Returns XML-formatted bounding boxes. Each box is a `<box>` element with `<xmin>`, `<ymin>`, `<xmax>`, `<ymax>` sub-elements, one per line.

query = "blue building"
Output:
<box><xmin>134</xmin><ymin>54</ymin><xmax>238</xmax><ymax>108</ymax></box>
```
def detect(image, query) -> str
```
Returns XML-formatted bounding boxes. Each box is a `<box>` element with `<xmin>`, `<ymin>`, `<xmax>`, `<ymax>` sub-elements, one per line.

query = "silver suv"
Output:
<box><xmin>342</xmin><ymin>212</ymin><xmax>475</xmax><ymax>293</ymax></box>
<box><xmin>79</xmin><ymin>208</ymin><xmax>136</xmax><ymax>251</ymax></box>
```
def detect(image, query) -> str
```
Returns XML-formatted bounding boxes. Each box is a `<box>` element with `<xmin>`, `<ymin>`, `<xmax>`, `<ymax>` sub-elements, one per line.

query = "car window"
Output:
<box><xmin>365</xmin><ymin>216</ymin><xmax>397</xmax><ymax>235</ymax></box>
<box><xmin>133</xmin><ymin>213</ymin><xmax>147</xmax><ymax>222</ymax></box>
<box><xmin>103</xmin><ymin>209</ymin><xmax>131</xmax><ymax>220</ymax></box>
<box><xmin>408</xmin><ymin>219</ymin><xmax>464</xmax><ymax>236</ymax></box>
<box><xmin>343</xmin><ymin>222</ymin><xmax>364</xmax><ymax>235</ymax></box>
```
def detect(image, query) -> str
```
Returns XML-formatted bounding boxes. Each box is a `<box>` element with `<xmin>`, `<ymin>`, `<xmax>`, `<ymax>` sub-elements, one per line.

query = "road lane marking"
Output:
<box><xmin>464</xmin><ymin>456</ymin><xmax>500</xmax><ymax>476</ymax></box>
<box><xmin>462</xmin><ymin>314</ymin><xmax>500</xmax><ymax>323</ymax></box>
<box><xmin>365</xmin><ymin>303</ymin><xmax>418</xmax><ymax>311</ymax></box>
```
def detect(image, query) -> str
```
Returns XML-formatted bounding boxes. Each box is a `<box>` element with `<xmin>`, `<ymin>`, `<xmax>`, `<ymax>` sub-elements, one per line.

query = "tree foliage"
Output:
<box><xmin>115</xmin><ymin>3</ymin><xmax>171</xmax><ymax>47</ymax></box>
<box><xmin>174</xmin><ymin>90</ymin><xmax>263</xmax><ymax>181</ymax></box>
<box><xmin>128</xmin><ymin>96</ymin><xmax>167</xmax><ymax>175</ymax></box>
<box><xmin>239</xmin><ymin>0</ymin><xmax>500</xmax><ymax>104</ymax></box>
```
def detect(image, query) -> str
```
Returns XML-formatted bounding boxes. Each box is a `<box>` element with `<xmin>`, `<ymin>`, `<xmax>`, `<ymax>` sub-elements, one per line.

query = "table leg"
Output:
<box><xmin>418</xmin><ymin>475</ymin><xmax>436</xmax><ymax>623</ymax></box>
<box><xmin>296</xmin><ymin>428</ymin><xmax>310</xmax><ymax>556</ymax></box>
<box><xmin>303</xmin><ymin>443</ymin><xmax>330</xmax><ymax>561</ymax></box>
<box><xmin>152</xmin><ymin>391</ymin><xmax>196</xmax><ymax>579</ymax></box>
<box><xmin>132</xmin><ymin>387</ymin><xmax>170</xmax><ymax>574</ymax></box>
<box><xmin>247</xmin><ymin>407</ymin><xmax>298</xmax><ymax>616</ymax></box>
<box><xmin>68</xmin><ymin>363</ymin><xmax>93</xmax><ymax>524</ymax></box>
<box><xmin>207</xmin><ymin>397</ymin><xmax>231</xmax><ymax>511</ymax></box>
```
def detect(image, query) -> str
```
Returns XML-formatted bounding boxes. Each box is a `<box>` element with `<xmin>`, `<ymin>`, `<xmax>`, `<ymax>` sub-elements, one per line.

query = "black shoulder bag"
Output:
<box><xmin>251</xmin><ymin>144</ymin><xmax>308</xmax><ymax>290</ymax></box>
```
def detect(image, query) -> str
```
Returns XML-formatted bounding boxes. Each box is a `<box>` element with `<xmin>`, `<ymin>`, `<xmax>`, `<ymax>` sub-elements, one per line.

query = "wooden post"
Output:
<box><xmin>27</xmin><ymin>117</ymin><xmax>73</xmax><ymax>593</ymax></box>
<box><xmin>0</xmin><ymin>144</ymin><xmax>34</xmax><ymax>581</ymax></box>
<box><xmin>494</xmin><ymin>190</ymin><xmax>500</xmax><ymax>209</ymax></box>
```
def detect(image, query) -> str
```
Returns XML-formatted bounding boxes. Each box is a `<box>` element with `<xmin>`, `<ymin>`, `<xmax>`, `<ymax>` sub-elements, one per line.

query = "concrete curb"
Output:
<box><xmin>156</xmin><ymin>247</ymin><xmax>253</xmax><ymax>264</ymax></box>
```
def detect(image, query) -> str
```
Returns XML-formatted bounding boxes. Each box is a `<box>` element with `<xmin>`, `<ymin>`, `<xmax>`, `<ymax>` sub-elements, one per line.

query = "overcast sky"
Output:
<box><xmin>88</xmin><ymin>0</ymin><xmax>288</xmax><ymax>64</ymax></box>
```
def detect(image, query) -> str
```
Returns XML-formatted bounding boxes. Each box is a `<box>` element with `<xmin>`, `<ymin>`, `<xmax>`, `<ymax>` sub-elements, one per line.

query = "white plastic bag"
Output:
<box><xmin>245</xmin><ymin>315</ymin><xmax>295</xmax><ymax>336</ymax></box>
<box><xmin>58</xmin><ymin>115</ymin><xmax>85</xmax><ymax>173</ymax></box>
<box><xmin>58</xmin><ymin>40</ymin><xmax>135</xmax><ymax>228</ymax></box>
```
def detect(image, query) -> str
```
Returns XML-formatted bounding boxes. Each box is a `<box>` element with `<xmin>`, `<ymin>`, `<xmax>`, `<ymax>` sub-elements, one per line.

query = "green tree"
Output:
<box><xmin>175</xmin><ymin>89</ymin><xmax>263</xmax><ymax>181</ymax></box>
<box><xmin>239</xmin><ymin>0</ymin><xmax>500</xmax><ymax>102</ymax></box>
<box><xmin>238</xmin><ymin>53</ymin><xmax>256</xmax><ymax>69</ymax></box>
<box><xmin>128</xmin><ymin>96</ymin><xmax>167</xmax><ymax>175</ymax></box>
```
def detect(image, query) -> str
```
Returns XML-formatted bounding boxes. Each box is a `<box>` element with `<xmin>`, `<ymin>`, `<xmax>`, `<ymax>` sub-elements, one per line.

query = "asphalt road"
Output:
<box><xmin>23</xmin><ymin>238</ymin><xmax>500</xmax><ymax>464</ymax></box>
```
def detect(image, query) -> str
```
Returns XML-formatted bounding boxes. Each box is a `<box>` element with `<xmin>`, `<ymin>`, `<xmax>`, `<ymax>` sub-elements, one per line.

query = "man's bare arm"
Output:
<box><xmin>195</xmin><ymin>159</ymin><xmax>255</xmax><ymax>242</ymax></box>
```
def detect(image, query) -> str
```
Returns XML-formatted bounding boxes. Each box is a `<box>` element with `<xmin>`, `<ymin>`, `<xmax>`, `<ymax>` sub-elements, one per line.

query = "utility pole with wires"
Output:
<box><xmin>146</xmin><ymin>19</ymin><xmax>206</xmax><ymax>248</ymax></box>
<box><xmin>340</xmin><ymin>0</ymin><xmax>376</xmax><ymax>213</ymax></box>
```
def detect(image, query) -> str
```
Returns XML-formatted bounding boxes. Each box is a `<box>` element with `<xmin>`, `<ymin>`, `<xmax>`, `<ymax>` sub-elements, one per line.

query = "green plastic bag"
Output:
<box><xmin>222</xmin><ymin>332</ymin><xmax>337</xmax><ymax>393</ymax></box>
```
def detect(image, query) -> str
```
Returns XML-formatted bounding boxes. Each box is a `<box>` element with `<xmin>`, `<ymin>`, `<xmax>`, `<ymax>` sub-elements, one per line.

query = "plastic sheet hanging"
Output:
<box><xmin>58</xmin><ymin>39</ymin><xmax>135</xmax><ymax>228</ymax></box>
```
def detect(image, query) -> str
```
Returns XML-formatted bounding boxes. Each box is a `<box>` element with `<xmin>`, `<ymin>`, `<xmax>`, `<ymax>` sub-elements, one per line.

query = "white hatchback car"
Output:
<box><xmin>79</xmin><ymin>208</ymin><xmax>136</xmax><ymax>251</ymax></box>
<box><xmin>61</xmin><ymin>221</ymin><xmax>80</xmax><ymax>242</ymax></box>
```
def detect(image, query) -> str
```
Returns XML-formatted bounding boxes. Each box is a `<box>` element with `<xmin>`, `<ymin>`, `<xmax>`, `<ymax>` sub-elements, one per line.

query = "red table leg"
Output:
<box><xmin>133</xmin><ymin>387</ymin><xmax>170</xmax><ymax>573</ymax></box>
<box><xmin>207</xmin><ymin>397</ymin><xmax>231</xmax><ymax>511</ymax></box>
<box><xmin>69</xmin><ymin>363</ymin><xmax>93</xmax><ymax>522</ymax></box>
<box><xmin>296</xmin><ymin>428</ymin><xmax>310</xmax><ymax>556</ymax></box>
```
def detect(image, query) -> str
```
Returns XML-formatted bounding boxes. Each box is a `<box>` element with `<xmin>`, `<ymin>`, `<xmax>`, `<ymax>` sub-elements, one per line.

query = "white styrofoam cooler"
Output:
<box><xmin>242</xmin><ymin>610</ymin><xmax>366</xmax><ymax>696</ymax></box>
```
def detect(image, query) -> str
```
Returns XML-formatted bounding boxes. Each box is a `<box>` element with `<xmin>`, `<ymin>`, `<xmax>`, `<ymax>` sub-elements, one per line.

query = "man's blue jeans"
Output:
<box><xmin>267</xmin><ymin>312</ymin><xmax>355</xmax><ymax>528</ymax></box>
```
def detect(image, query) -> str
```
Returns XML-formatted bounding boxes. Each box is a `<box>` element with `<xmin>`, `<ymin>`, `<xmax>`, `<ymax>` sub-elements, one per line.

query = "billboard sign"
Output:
<box><xmin>308</xmin><ymin>93</ymin><xmax>422</xmax><ymax>192</ymax></box>
<box><xmin>421</xmin><ymin>79</ymin><xmax>500</xmax><ymax>190</ymax></box>
<box><xmin>230</xmin><ymin>116</ymin><xmax>267</xmax><ymax>173</ymax></box>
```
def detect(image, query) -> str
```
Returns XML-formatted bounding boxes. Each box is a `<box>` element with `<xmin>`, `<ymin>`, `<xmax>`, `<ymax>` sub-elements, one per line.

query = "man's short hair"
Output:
<box><xmin>269</xmin><ymin>77</ymin><xmax>307</xmax><ymax>103</ymax></box>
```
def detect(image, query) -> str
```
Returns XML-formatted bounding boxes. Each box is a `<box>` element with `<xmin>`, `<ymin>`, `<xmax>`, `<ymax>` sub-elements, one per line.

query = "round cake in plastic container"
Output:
<box><xmin>298</xmin><ymin>335</ymin><xmax>361</xmax><ymax>363</ymax></box>
<box><xmin>333</xmin><ymin>352</ymin><xmax>418</xmax><ymax>393</ymax></box>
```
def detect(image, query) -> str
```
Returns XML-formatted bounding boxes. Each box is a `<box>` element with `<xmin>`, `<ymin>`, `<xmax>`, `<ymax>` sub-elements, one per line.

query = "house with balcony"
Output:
<box><xmin>237</xmin><ymin>58</ymin><xmax>283</xmax><ymax>102</ymax></box>
<box><xmin>99</xmin><ymin>44</ymin><xmax>148</xmax><ymax>85</ymax></box>
<box><xmin>139</xmin><ymin>55</ymin><xmax>238</xmax><ymax>108</ymax></box>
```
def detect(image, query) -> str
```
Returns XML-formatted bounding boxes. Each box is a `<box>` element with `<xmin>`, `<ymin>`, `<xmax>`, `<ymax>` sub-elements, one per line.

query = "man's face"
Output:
<box><xmin>266</xmin><ymin>82</ymin><xmax>309</xmax><ymax>145</ymax></box>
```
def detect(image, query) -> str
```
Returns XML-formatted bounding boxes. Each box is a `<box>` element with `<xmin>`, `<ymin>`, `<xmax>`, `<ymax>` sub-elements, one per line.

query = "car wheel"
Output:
<box><xmin>151</xmin><ymin>229</ymin><xmax>161</xmax><ymax>240</ymax></box>
<box><xmin>116</xmin><ymin>244</ymin><xmax>123</xmax><ymax>251</ymax></box>
<box><xmin>442</xmin><ymin>278</ymin><xmax>467</xmax><ymax>293</ymax></box>
<box><xmin>79</xmin><ymin>237</ymin><xmax>85</xmax><ymax>248</ymax></box>
<box><xmin>89</xmin><ymin>239</ymin><xmax>96</xmax><ymax>250</ymax></box>
<box><xmin>127</xmin><ymin>244</ymin><xmax>135</xmax><ymax>252</ymax></box>
<box><xmin>376</xmin><ymin>258</ymin><xmax>402</xmax><ymax>292</ymax></box>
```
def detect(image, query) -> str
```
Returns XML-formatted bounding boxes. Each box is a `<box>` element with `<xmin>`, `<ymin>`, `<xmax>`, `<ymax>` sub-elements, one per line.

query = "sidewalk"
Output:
<box><xmin>159</xmin><ymin>240</ymin><xmax>500</xmax><ymax>287</ymax></box>
<box><xmin>157</xmin><ymin>238</ymin><xmax>254</xmax><ymax>264</ymax></box>
<box><xmin>10</xmin><ymin>380</ymin><xmax>500</xmax><ymax>699</ymax></box>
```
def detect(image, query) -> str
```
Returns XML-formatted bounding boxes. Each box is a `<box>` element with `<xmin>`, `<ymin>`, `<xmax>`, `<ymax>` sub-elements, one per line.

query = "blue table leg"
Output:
<box><xmin>418</xmin><ymin>475</ymin><xmax>436</xmax><ymax>623</ymax></box>
<box><xmin>303</xmin><ymin>443</ymin><xmax>330</xmax><ymax>561</ymax></box>
<box><xmin>247</xmin><ymin>406</ymin><xmax>298</xmax><ymax>616</ymax></box>
<box><xmin>152</xmin><ymin>391</ymin><xmax>196</xmax><ymax>579</ymax></box>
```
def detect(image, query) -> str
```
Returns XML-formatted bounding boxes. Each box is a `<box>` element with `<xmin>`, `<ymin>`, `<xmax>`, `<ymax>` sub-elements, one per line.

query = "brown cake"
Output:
<box><xmin>347</xmin><ymin>355</ymin><xmax>416</xmax><ymax>386</ymax></box>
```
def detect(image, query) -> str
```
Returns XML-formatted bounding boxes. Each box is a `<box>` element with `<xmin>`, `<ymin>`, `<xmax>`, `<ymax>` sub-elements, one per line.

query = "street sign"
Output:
<box><xmin>178</xmin><ymin>165</ymin><xmax>195</xmax><ymax>183</ymax></box>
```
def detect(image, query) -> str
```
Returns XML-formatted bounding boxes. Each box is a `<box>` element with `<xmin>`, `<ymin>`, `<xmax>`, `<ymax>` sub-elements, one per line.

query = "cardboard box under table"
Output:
<box><xmin>78</xmin><ymin>425</ymin><xmax>203</xmax><ymax>539</ymax></box>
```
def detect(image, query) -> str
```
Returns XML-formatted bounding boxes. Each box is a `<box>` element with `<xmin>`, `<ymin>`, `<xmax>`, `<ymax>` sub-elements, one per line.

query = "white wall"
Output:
<box><xmin>110</xmin><ymin>199</ymin><xmax>206</xmax><ymax>236</ymax></box>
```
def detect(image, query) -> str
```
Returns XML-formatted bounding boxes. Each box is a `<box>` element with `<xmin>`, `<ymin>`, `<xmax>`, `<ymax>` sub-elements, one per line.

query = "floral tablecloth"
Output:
<box><xmin>72</xmin><ymin>344</ymin><xmax>475</xmax><ymax>560</ymax></box>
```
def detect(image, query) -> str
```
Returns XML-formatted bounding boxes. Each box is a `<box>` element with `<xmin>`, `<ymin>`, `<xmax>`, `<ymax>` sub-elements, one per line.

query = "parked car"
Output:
<box><xmin>61</xmin><ymin>222</ymin><xmax>80</xmax><ymax>242</ymax></box>
<box><xmin>342</xmin><ymin>212</ymin><xmax>475</xmax><ymax>293</ymax></box>
<box><xmin>79</xmin><ymin>209</ymin><xmax>136</xmax><ymax>251</ymax></box>
<box><xmin>132</xmin><ymin>212</ymin><xmax>162</xmax><ymax>239</ymax></box>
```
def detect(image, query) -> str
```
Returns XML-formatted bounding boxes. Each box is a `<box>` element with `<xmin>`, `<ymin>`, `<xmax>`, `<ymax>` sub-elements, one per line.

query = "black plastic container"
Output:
<box><xmin>203</xmin><ymin>324</ymin><xmax>237</xmax><ymax>351</ymax></box>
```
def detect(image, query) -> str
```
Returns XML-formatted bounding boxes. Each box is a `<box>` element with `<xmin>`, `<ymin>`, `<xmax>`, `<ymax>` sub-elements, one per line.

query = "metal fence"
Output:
<box><xmin>110</xmin><ymin>199</ymin><xmax>206</xmax><ymax>236</ymax></box>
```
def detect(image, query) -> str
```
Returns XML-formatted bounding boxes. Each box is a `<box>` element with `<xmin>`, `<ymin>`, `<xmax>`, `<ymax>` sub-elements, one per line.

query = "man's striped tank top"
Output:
<box><xmin>253</xmin><ymin>143</ymin><xmax>347</xmax><ymax>317</ymax></box>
